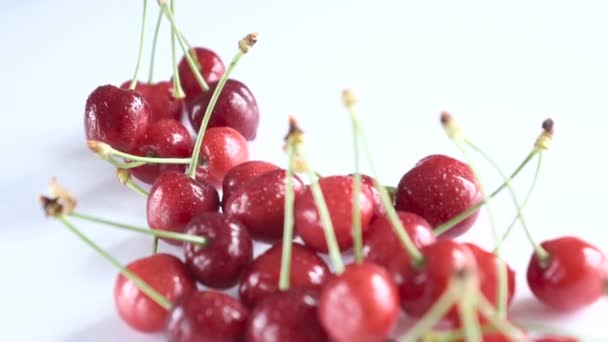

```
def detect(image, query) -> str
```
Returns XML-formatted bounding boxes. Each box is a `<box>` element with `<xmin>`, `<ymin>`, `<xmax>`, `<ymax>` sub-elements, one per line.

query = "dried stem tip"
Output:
<box><xmin>116</xmin><ymin>168</ymin><xmax>131</xmax><ymax>185</ymax></box>
<box><xmin>48</xmin><ymin>177</ymin><xmax>77</xmax><ymax>215</ymax></box>
<box><xmin>341</xmin><ymin>89</ymin><xmax>357</xmax><ymax>108</ymax></box>
<box><xmin>87</xmin><ymin>140</ymin><xmax>112</xmax><ymax>159</ymax></box>
<box><xmin>157</xmin><ymin>0</ymin><xmax>168</xmax><ymax>6</ymax></box>
<box><xmin>440</xmin><ymin>111</ymin><xmax>463</xmax><ymax>140</ymax></box>
<box><xmin>542</xmin><ymin>118</ymin><xmax>554</xmax><ymax>134</ymax></box>
<box><xmin>535</xmin><ymin>117</ymin><xmax>554</xmax><ymax>151</ymax></box>
<box><xmin>239</xmin><ymin>33</ymin><xmax>259</xmax><ymax>54</ymax></box>
<box><xmin>284</xmin><ymin>115</ymin><xmax>304</xmax><ymax>142</ymax></box>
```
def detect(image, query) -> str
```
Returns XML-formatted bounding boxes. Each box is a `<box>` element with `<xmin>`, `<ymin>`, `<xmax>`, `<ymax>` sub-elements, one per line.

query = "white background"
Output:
<box><xmin>1</xmin><ymin>0</ymin><xmax>607</xmax><ymax>341</ymax></box>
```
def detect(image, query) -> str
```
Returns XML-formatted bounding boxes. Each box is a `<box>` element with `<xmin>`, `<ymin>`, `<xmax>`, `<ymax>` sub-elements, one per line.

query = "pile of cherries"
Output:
<box><xmin>42</xmin><ymin>2</ymin><xmax>607</xmax><ymax>341</ymax></box>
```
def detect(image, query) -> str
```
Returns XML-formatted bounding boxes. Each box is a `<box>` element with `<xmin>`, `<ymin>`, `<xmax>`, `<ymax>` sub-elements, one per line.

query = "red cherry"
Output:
<box><xmin>246</xmin><ymin>289</ymin><xmax>329</xmax><ymax>342</ymax></box>
<box><xmin>394</xmin><ymin>154</ymin><xmax>482</xmax><ymax>238</ymax></box>
<box><xmin>239</xmin><ymin>242</ymin><xmax>331</xmax><ymax>307</ymax></box>
<box><xmin>527</xmin><ymin>236</ymin><xmax>608</xmax><ymax>311</ymax></box>
<box><xmin>120</xmin><ymin>80</ymin><xmax>183</xmax><ymax>122</ymax></box>
<box><xmin>195</xmin><ymin>127</ymin><xmax>249</xmax><ymax>188</ymax></box>
<box><xmin>187</xmin><ymin>79</ymin><xmax>259</xmax><ymax>141</ymax></box>
<box><xmin>84</xmin><ymin>84</ymin><xmax>151</xmax><ymax>152</ymax></box>
<box><xmin>533</xmin><ymin>336</ymin><xmax>579</xmax><ymax>342</ymax></box>
<box><xmin>183</xmin><ymin>212</ymin><xmax>253</xmax><ymax>289</ymax></box>
<box><xmin>363</xmin><ymin>211</ymin><xmax>435</xmax><ymax>285</ymax></box>
<box><xmin>176</xmin><ymin>47</ymin><xmax>225</xmax><ymax>98</ymax></box>
<box><xmin>130</xmin><ymin>119</ymin><xmax>193</xmax><ymax>184</ymax></box>
<box><xmin>295</xmin><ymin>175</ymin><xmax>375</xmax><ymax>252</ymax></box>
<box><xmin>359</xmin><ymin>174</ymin><xmax>385</xmax><ymax>217</ymax></box>
<box><xmin>147</xmin><ymin>171</ymin><xmax>219</xmax><ymax>245</ymax></box>
<box><xmin>318</xmin><ymin>262</ymin><xmax>400</xmax><ymax>342</ymax></box>
<box><xmin>224</xmin><ymin>169</ymin><xmax>305</xmax><ymax>241</ymax></box>
<box><xmin>114</xmin><ymin>253</ymin><xmax>196</xmax><ymax>332</ymax></box>
<box><xmin>166</xmin><ymin>290</ymin><xmax>248</xmax><ymax>342</ymax></box>
<box><xmin>221</xmin><ymin>160</ymin><xmax>280</xmax><ymax>207</ymax></box>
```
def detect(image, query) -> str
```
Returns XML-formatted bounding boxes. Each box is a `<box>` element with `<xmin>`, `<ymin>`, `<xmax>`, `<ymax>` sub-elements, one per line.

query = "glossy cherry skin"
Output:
<box><xmin>221</xmin><ymin>160</ymin><xmax>280</xmax><ymax>207</ymax></box>
<box><xmin>246</xmin><ymin>289</ymin><xmax>329</xmax><ymax>342</ymax></box>
<box><xmin>395</xmin><ymin>154</ymin><xmax>482</xmax><ymax>238</ymax></box>
<box><xmin>318</xmin><ymin>262</ymin><xmax>400</xmax><ymax>342</ymax></box>
<box><xmin>85</xmin><ymin>84</ymin><xmax>151</xmax><ymax>152</ymax></box>
<box><xmin>114</xmin><ymin>253</ymin><xmax>196</xmax><ymax>332</ymax></box>
<box><xmin>183</xmin><ymin>212</ymin><xmax>253</xmax><ymax>289</ymax></box>
<box><xmin>166</xmin><ymin>290</ymin><xmax>248</xmax><ymax>342</ymax></box>
<box><xmin>359</xmin><ymin>174</ymin><xmax>385</xmax><ymax>217</ymax></box>
<box><xmin>363</xmin><ymin>211</ymin><xmax>435</xmax><ymax>286</ymax></box>
<box><xmin>176</xmin><ymin>47</ymin><xmax>225</xmax><ymax>99</ymax></box>
<box><xmin>239</xmin><ymin>242</ymin><xmax>331</xmax><ymax>307</ymax></box>
<box><xmin>195</xmin><ymin>127</ymin><xmax>249</xmax><ymax>188</ymax></box>
<box><xmin>295</xmin><ymin>175</ymin><xmax>376</xmax><ymax>252</ymax></box>
<box><xmin>465</xmin><ymin>243</ymin><xmax>516</xmax><ymax>308</ymax></box>
<box><xmin>130</xmin><ymin>119</ymin><xmax>193</xmax><ymax>184</ymax></box>
<box><xmin>527</xmin><ymin>236</ymin><xmax>608</xmax><ymax>311</ymax></box>
<box><xmin>187</xmin><ymin>79</ymin><xmax>259</xmax><ymax>141</ymax></box>
<box><xmin>147</xmin><ymin>171</ymin><xmax>220</xmax><ymax>245</ymax></box>
<box><xmin>224</xmin><ymin>169</ymin><xmax>305</xmax><ymax>241</ymax></box>
<box><xmin>120</xmin><ymin>80</ymin><xmax>183</xmax><ymax>122</ymax></box>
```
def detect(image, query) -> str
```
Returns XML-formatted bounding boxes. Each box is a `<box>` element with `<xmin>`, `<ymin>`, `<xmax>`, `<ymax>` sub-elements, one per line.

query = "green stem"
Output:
<box><xmin>125</xmin><ymin>179</ymin><xmax>149</xmax><ymax>197</ymax></box>
<box><xmin>349</xmin><ymin>113</ymin><xmax>363</xmax><ymax>263</ymax></box>
<box><xmin>129</xmin><ymin>0</ymin><xmax>147</xmax><ymax>89</ymax></box>
<box><xmin>107</xmin><ymin>157</ymin><xmax>147</xmax><ymax>169</ymax></box>
<box><xmin>187</xmin><ymin>51</ymin><xmax>244</xmax><ymax>178</ymax></box>
<box><xmin>168</xmin><ymin>0</ymin><xmax>185</xmax><ymax>99</ymax></box>
<box><xmin>278</xmin><ymin>144</ymin><xmax>296</xmax><ymax>290</ymax></box>
<box><xmin>152</xmin><ymin>237</ymin><xmax>159</xmax><ymax>254</ymax></box>
<box><xmin>477</xmin><ymin>295</ymin><xmax>527</xmax><ymax>341</ymax></box>
<box><xmin>147</xmin><ymin>9</ymin><xmax>163</xmax><ymax>83</ymax></box>
<box><xmin>57</xmin><ymin>216</ymin><xmax>171</xmax><ymax>310</ymax></box>
<box><xmin>457</xmin><ymin>273</ymin><xmax>483</xmax><ymax>342</ymax></box>
<box><xmin>110</xmin><ymin>148</ymin><xmax>191</xmax><ymax>165</ymax></box>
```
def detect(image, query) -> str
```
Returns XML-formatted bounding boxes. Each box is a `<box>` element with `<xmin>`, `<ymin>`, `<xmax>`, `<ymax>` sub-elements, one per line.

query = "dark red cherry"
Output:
<box><xmin>295</xmin><ymin>175</ymin><xmax>375</xmax><ymax>252</ymax></box>
<box><xmin>183</xmin><ymin>212</ymin><xmax>253</xmax><ymax>289</ymax></box>
<box><xmin>246</xmin><ymin>289</ymin><xmax>329</xmax><ymax>342</ymax></box>
<box><xmin>130</xmin><ymin>119</ymin><xmax>193</xmax><ymax>184</ymax></box>
<box><xmin>195</xmin><ymin>127</ymin><xmax>249</xmax><ymax>188</ymax></box>
<box><xmin>239</xmin><ymin>242</ymin><xmax>331</xmax><ymax>307</ymax></box>
<box><xmin>187</xmin><ymin>79</ymin><xmax>259</xmax><ymax>141</ymax></box>
<box><xmin>527</xmin><ymin>236</ymin><xmax>608</xmax><ymax>311</ymax></box>
<box><xmin>84</xmin><ymin>84</ymin><xmax>151</xmax><ymax>152</ymax></box>
<box><xmin>114</xmin><ymin>253</ymin><xmax>196</xmax><ymax>332</ymax></box>
<box><xmin>224</xmin><ymin>169</ymin><xmax>305</xmax><ymax>241</ymax></box>
<box><xmin>395</xmin><ymin>154</ymin><xmax>482</xmax><ymax>238</ymax></box>
<box><xmin>221</xmin><ymin>160</ymin><xmax>280</xmax><ymax>207</ymax></box>
<box><xmin>120</xmin><ymin>80</ymin><xmax>183</xmax><ymax>122</ymax></box>
<box><xmin>147</xmin><ymin>171</ymin><xmax>219</xmax><ymax>245</ymax></box>
<box><xmin>176</xmin><ymin>47</ymin><xmax>225</xmax><ymax>99</ymax></box>
<box><xmin>318</xmin><ymin>262</ymin><xmax>400</xmax><ymax>342</ymax></box>
<box><xmin>363</xmin><ymin>211</ymin><xmax>435</xmax><ymax>285</ymax></box>
<box><xmin>464</xmin><ymin>243</ymin><xmax>516</xmax><ymax>308</ymax></box>
<box><xmin>166</xmin><ymin>290</ymin><xmax>248</xmax><ymax>342</ymax></box>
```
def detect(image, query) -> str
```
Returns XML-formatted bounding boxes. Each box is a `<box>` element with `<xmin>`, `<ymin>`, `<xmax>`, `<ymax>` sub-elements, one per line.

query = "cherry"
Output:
<box><xmin>359</xmin><ymin>173</ymin><xmax>385</xmax><ymax>217</ymax></box>
<box><xmin>147</xmin><ymin>171</ymin><xmax>219</xmax><ymax>245</ymax></box>
<box><xmin>533</xmin><ymin>336</ymin><xmax>579</xmax><ymax>342</ymax></box>
<box><xmin>239</xmin><ymin>242</ymin><xmax>330</xmax><ymax>307</ymax></box>
<box><xmin>187</xmin><ymin>79</ymin><xmax>259</xmax><ymax>141</ymax></box>
<box><xmin>129</xmin><ymin>119</ymin><xmax>193</xmax><ymax>184</ymax></box>
<box><xmin>176</xmin><ymin>47</ymin><xmax>225</xmax><ymax>99</ymax></box>
<box><xmin>166</xmin><ymin>290</ymin><xmax>249</xmax><ymax>342</ymax></box>
<box><xmin>183</xmin><ymin>212</ymin><xmax>253</xmax><ymax>289</ymax></box>
<box><xmin>318</xmin><ymin>262</ymin><xmax>399</xmax><ymax>342</ymax></box>
<box><xmin>114</xmin><ymin>253</ymin><xmax>196</xmax><ymax>332</ymax></box>
<box><xmin>464</xmin><ymin>243</ymin><xmax>516</xmax><ymax>308</ymax></box>
<box><xmin>246</xmin><ymin>289</ymin><xmax>329</xmax><ymax>342</ymax></box>
<box><xmin>363</xmin><ymin>211</ymin><xmax>435</xmax><ymax>285</ymax></box>
<box><xmin>295</xmin><ymin>175</ymin><xmax>375</xmax><ymax>252</ymax></box>
<box><xmin>221</xmin><ymin>160</ymin><xmax>280</xmax><ymax>207</ymax></box>
<box><xmin>527</xmin><ymin>236</ymin><xmax>608</xmax><ymax>311</ymax></box>
<box><xmin>224</xmin><ymin>169</ymin><xmax>305</xmax><ymax>241</ymax></box>
<box><xmin>120</xmin><ymin>80</ymin><xmax>183</xmax><ymax>122</ymax></box>
<box><xmin>84</xmin><ymin>84</ymin><xmax>151</xmax><ymax>152</ymax></box>
<box><xmin>194</xmin><ymin>127</ymin><xmax>249</xmax><ymax>188</ymax></box>
<box><xmin>394</xmin><ymin>154</ymin><xmax>482</xmax><ymax>238</ymax></box>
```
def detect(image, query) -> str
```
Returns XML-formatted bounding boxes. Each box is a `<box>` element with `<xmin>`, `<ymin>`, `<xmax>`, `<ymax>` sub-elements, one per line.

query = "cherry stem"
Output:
<box><xmin>129</xmin><ymin>0</ymin><xmax>147</xmax><ymax>90</ymax></box>
<box><xmin>113</xmin><ymin>151</ymin><xmax>190</xmax><ymax>165</ymax></box>
<box><xmin>69</xmin><ymin>212</ymin><xmax>207</xmax><ymax>245</ymax></box>
<box><xmin>56</xmin><ymin>215</ymin><xmax>171</xmax><ymax>310</ymax></box>
<box><xmin>167</xmin><ymin>0</ymin><xmax>185</xmax><ymax>99</ymax></box>
<box><xmin>125</xmin><ymin>178</ymin><xmax>149</xmax><ymax>197</ymax></box>
<box><xmin>458</xmin><ymin>270</ymin><xmax>483</xmax><ymax>342</ymax></box>
<box><xmin>477</xmin><ymin>295</ymin><xmax>527</xmax><ymax>341</ymax></box>
<box><xmin>343</xmin><ymin>97</ymin><xmax>363</xmax><ymax>263</ymax></box>
<box><xmin>108</xmin><ymin>157</ymin><xmax>147</xmax><ymax>169</ymax></box>
<box><xmin>152</xmin><ymin>237</ymin><xmax>159</xmax><ymax>254</ymax></box>
<box><xmin>88</xmin><ymin>141</ymin><xmax>192</xmax><ymax>165</ymax></box>
<box><xmin>278</xmin><ymin>143</ymin><xmax>296</xmax><ymax>290</ymax></box>
<box><xmin>147</xmin><ymin>9</ymin><xmax>163</xmax><ymax>83</ymax></box>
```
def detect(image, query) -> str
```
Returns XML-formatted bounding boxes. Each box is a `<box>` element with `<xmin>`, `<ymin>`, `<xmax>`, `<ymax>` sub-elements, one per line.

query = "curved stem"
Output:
<box><xmin>129</xmin><ymin>0</ymin><xmax>147</xmax><ymax>89</ymax></box>
<box><xmin>279</xmin><ymin>144</ymin><xmax>296</xmax><ymax>290</ymax></box>
<box><xmin>167</xmin><ymin>0</ymin><xmax>185</xmax><ymax>98</ymax></box>
<box><xmin>147</xmin><ymin>9</ymin><xmax>163</xmax><ymax>83</ymax></box>
<box><xmin>125</xmin><ymin>179</ymin><xmax>149</xmax><ymax>197</ymax></box>
<box><xmin>57</xmin><ymin>216</ymin><xmax>171</xmax><ymax>309</ymax></box>
<box><xmin>110</xmin><ymin>148</ymin><xmax>191</xmax><ymax>165</ymax></box>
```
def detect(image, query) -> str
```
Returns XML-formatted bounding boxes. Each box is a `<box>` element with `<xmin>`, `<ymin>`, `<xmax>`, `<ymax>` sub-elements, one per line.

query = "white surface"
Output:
<box><xmin>1</xmin><ymin>0</ymin><xmax>608</xmax><ymax>341</ymax></box>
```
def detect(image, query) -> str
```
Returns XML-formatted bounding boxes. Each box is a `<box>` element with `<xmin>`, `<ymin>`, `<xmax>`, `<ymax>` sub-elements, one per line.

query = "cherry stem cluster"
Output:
<box><xmin>278</xmin><ymin>143</ymin><xmax>296</xmax><ymax>290</ymax></box>
<box><xmin>129</xmin><ymin>0</ymin><xmax>148</xmax><ymax>90</ymax></box>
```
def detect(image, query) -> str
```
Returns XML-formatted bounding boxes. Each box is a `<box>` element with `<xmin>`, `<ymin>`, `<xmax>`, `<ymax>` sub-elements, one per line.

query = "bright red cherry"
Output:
<box><xmin>195</xmin><ymin>127</ymin><xmax>249</xmax><ymax>188</ymax></box>
<box><xmin>130</xmin><ymin>119</ymin><xmax>193</xmax><ymax>184</ymax></box>
<box><xmin>239</xmin><ymin>242</ymin><xmax>331</xmax><ymax>307</ymax></box>
<box><xmin>120</xmin><ymin>80</ymin><xmax>183</xmax><ymax>122</ymax></box>
<box><xmin>295</xmin><ymin>175</ymin><xmax>375</xmax><ymax>252</ymax></box>
<box><xmin>114</xmin><ymin>253</ymin><xmax>196</xmax><ymax>333</ymax></box>
<box><xmin>84</xmin><ymin>84</ymin><xmax>151</xmax><ymax>152</ymax></box>
<box><xmin>183</xmin><ymin>212</ymin><xmax>253</xmax><ymax>289</ymax></box>
<box><xmin>394</xmin><ymin>154</ymin><xmax>482</xmax><ymax>238</ymax></box>
<box><xmin>246</xmin><ymin>289</ymin><xmax>329</xmax><ymax>342</ymax></box>
<box><xmin>147</xmin><ymin>171</ymin><xmax>219</xmax><ymax>245</ymax></box>
<box><xmin>176</xmin><ymin>47</ymin><xmax>225</xmax><ymax>98</ymax></box>
<box><xmin>187</xmin><ymin>79</ymin><xmax>259</xmax><ymax>141</ymax></box>
<box><xmin>224</xmin><ymin>169</ymin><xmax>305</xmax><ymax>241</ymax></box>
<box><xmin>221</xmin><ymin>160</ymin><xmax>280</xmax><ymax>207</ymax></box>
<box><xmin>359</xmin><ymin>174</ymin><xmax>385</xmax><ymax>217</ymax></box>
<box><xmin>166</xmin><ymin>290</ymin><xmax>248</xmax><ymax>342</ymax></box>
<box><xmin>527</xmin><ymin>236</ymin><xmax>608</xmax><ymax>311</ymax></box>
<box><xmin>318</xmin><ymin>262</ymin><xmax>400</xmax><ymax>342</ymax></box>
<box><xmin>363</xmin><ymin>211</ymin><xmax>435</xmax><ymax>285</ymax></box>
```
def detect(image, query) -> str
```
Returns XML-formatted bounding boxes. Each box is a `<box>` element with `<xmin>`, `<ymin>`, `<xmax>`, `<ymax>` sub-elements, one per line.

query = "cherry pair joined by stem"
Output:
<box><xmin>120</xmin><ymin>80</ymin><xmax>184</xmax><ymax>123</ymax></box>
